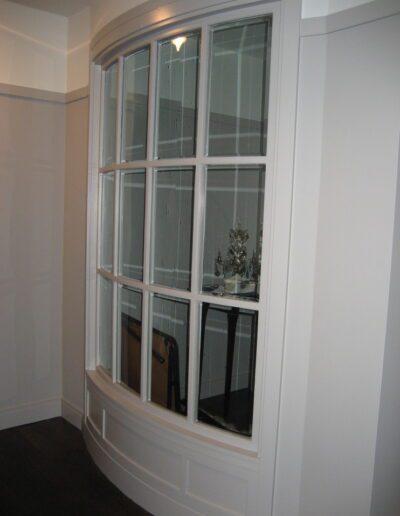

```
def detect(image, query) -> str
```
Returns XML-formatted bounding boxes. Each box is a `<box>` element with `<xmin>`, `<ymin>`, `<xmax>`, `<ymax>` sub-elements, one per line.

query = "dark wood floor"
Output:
<box><xmin>0</xmin><ymin>417</ymin><xmax>152</xmax><ymax>515</ymax></box>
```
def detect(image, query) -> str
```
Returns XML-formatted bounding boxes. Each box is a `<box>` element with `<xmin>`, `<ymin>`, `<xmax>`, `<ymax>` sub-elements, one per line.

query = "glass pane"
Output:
<box><xmin>102</xmin><ymin>62</ymin><xmax>118</xmax><ymax>166</ymax></box>
<box><xmin>152</xmin><ymin>168</ymin><xmax>194</xmax><ymax>290</ymax></box>
<box><xmin>122</xmin><ymin>48</ymin><xmax>150</xmax><ymax>161</ymax></box>
<box><xmin>119</xmin><ymin>170</ymin><xmax>145</xmax><ymax>280</ymax></box>
<box><xmin>120</xmin><ymin>286</ymin><xmax>142</xmax><ymax>394</ymax></box>
<box><xmin>198</xmin><ymin>303</ymin><xmax>258</xmax><ymax>436</ymax></box>
<box><xmin>202</xmin><ymin>166</ymin><xmax>265</xmax><ymax>301</ymax></box>
<box><xmin>99</xmin><ymin>172</ymin><xmax>115</xmax><ymax>272</ymax></box>
<box><xmin>98</xmin><ymin>275</ymin><xmax>113</xmax><ymax>374</ymax></box>
<box><xmin>151</xmin><ymin>295</ymin><xmax>189</xmax><ymax>415</ymax></box>
<box><xmin>156</xmin><ymin>32</ymin><xmax>200</xmax><ymax>158</ymax></box>
<box><xmin>207</xmin><ymin>17</ymin><xmax>271</xmax><ymax>156</ymax></box>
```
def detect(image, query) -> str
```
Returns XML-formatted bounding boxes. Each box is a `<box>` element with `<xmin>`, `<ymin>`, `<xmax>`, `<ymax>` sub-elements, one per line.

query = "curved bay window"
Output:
<box><xmin>96</xmin><ymin>14</ymin><xmax>272</xmax><ymax>438</ymax></box>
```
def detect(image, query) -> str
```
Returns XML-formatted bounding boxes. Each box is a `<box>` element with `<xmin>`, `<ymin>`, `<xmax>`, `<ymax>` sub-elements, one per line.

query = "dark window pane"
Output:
<box><xmin>120</xmin><ymin>287</ymin><xmax>142</xmax><ymax>394</ymax></box>
<box><xmin>198</xmin><ymin>303</ymin><xmax>258</xmax><ymax>436</ymax></box>
<box><xmin>99</xmin><ymin>172</ymin><xmax>115</xmax><ymax>272</ymax></box>
<box><xmin>98</xmin><ymin>275</ymin><xmax>113</xmax><ymax>374</ymax></box>
<box><xmin>153</xmin><ymin>168</ymin><xmax>194</xmax><ymax>290</ymax></box>
<box><xmin>202</xmin><ymin>166</ymin><xmax>265</xmax><ymax>301</ymax></box>
<box><xmin>102</xmin><ymin>62</ymin><xmax>118</xmax><ymax>165</ymax></box>
<box><xmin>208</xmin><ymin>17</ymin><xmax>271</xmax><ymax>156</ymax></box>
<box><xmin>122</xmin><ymin>48</ymin><xmax>150</xmax><ymax>161</ymax></box>
<box><xmin>119</xmin><ymin>170</ymin><xmax>145</xmax><ymax>280</ymax></box>
<box><xmin>151</xmin><ymin>295</ymin><xmax>189</xmax><ymax>415</ymax></box>
<box><xmin>156</xmin><ymin>33</ymin><xmax>199</xmax><ymax>158</ymax></box>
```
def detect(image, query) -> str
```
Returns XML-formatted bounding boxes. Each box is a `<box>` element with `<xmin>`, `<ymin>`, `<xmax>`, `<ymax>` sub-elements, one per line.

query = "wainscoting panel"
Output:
<box><xmin>84</xmin><ymin>373</ymin><xmax>260</xmax><ymax>516</ymax></box>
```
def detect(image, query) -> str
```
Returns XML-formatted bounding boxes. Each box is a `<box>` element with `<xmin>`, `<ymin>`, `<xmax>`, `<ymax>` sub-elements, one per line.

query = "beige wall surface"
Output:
<box><xmin>62</xmin><ymin>96</ymin><xmax>89</xmax><ymax>424</ymax></box>
<box><xmin>0</xmin><ymin>0</ymin><xmax>68</xmax><ymax>92</ymax></box>
<box><xmin>0</xmin><ymin>92</ymin><xmax>65</xmax><ymax>428</ymax></box>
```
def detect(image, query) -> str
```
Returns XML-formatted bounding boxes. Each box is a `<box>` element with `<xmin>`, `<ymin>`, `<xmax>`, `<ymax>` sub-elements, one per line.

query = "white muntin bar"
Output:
<box><xmin>147</xmin><ymin>283</ymin><xmax>192</xmax><ymax>300</ymax></box>
<box><xmin>142</xmin><ymin>290</ymin><xmax>152</xmax><ymax>401</ymax></box>
<box><xmin>86</xmin><ymin>62</ymin><xmax>102</xmax><ymax>374</ymax></box>
<box><xmin>111</xmin><ymin>280</ymin><xmax>118</xmax><ymax>382</ymax></box>
<box><xmin>115</xmin><ymin>56</ymin><xmax>124</xmax><ymax>165</ymax></box>
<box><xmin>110</xmin><ymin>57</ymin><xmax>124</xmax><ymax>384</ymax></box>
<box><xmin>98</xmin><ymin>69</ymin><xmax>105</xmax><ymax>169</ymax></box>
<box><xmin>140</xmin><ymin>40</ymin><xmax>158</xmax><ymax>403</ymax></box>
<box><xmin>187</xmin><ymin>162</ymin><xmax>206</xmax><ymax>422</ymax></box>
<box><xmin>196</xmin><ymin>24</ymin><xmax>209</xmax><ymax>158</ymax></box>
<box><xmin>147</xmin><ymin>41</ymin><xmax>158</xmax><ymax>161</ymax></box>
<box><xmin>113</xmin><ymin>156</ymin><xmax>267</xmax><ymax>172</ymax></box>
<box><xmin>140</xmin><ymin>165</ymin><xmax>153</xmax><ymax>402</ymax></box>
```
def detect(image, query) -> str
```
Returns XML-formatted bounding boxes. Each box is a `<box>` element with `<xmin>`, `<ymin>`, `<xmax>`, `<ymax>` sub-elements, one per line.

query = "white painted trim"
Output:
<box><xmin>91</xmin><ymin>0</ymin><xmax>275</xmax><ymax>61</ymax></box>
<box><xmin>300</xmin><ymin>0</ymin><xmax>400</xmax><ymax>37</ymax></box>
<box><xmin>271</xmin><ymin>31</ymin><xmax>326</xmax><ymax>516</ymax></box>
<box><xmin>61</xmin><ymin>398</ymin><xmax>84</xmax><ymax>430</ymax></box>
<box><xmin>65</xmin><ymin>86</ymin><xmax>89</xmax><ymax>104</ymax></box>
<box><xmin>0</xmin><ymin>83</ymin><xmax>88</xmax><ymax>104</ymax></box>
<box><xmin>83</xmin><ymin>421</ymin><xmax>202</xmax><ymax>516</ymax></box>
<box><xmin>0</xmin><ymin>398</ymin><xmax>61</xmax><ymax>431</ymax></box>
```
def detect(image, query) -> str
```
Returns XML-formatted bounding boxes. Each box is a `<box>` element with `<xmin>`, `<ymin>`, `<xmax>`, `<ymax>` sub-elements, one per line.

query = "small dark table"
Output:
<box><xmin>198</xmin><ymin>291</ymin><xmax>258</xmax><ymax>435</ymax></box>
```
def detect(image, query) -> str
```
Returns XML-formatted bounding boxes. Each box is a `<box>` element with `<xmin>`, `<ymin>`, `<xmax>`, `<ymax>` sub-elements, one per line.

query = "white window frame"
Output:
<box><xmin>85</xmin><ymin>1</ymin><xmax>284</xmax><ymax>455</ymax></box>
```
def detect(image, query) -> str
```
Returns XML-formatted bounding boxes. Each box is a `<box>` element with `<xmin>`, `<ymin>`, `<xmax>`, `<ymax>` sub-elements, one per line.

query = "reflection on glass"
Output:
<box><xmin>152</xmin><ymin>168</ymin><xmax>194</xmax><ymax>290</ymax></box>
<box><xmin>102</xmin><ymin>62</ymin><xmax>118</xmax><ymax>166</ymax></box>
<box><xmin>198</xmin><ymin>303</ymin><xmax>258</xmax><ymax>436</ymax></box>
<box><xmin>119</xmin><ymin>170</ymin><xmax>145</xmax><ymax>280</ymax></box>
<box><xmin>202</xmin><ymin>166</ymin><xmax>265</xmax><ymax>300</ymax></box>
<box><xmin>207</xmin><ymin>17</ymin><xmax>271</xmax><ymax>156</ymax></box>
<box><xmin>120</xmin><ymin>286</ymin><xmax>142</xmax><ymax>394</ymax></box>
<box><xmin>122</xmin><ymin>48</ymin><xmax>150</xmax><ymax>161</ymax></box>
<box><xmin>98</xmin><ymin>275</ymin><xmax>113</xmax><ymax>374</ymax></box>
<box><xmin>156</xmin><ymin>32</ymin><xmax>199</xmax><ymax>158</ymax></box>
<box><xmin>151</xmin><ymin>295</ymin><xmax>189</xmax><ymax>415</ymax></box>
<box><xmin>99</xmin><ymin>172</ymin><xmax>115</xmax><ymax>272</ymax></box>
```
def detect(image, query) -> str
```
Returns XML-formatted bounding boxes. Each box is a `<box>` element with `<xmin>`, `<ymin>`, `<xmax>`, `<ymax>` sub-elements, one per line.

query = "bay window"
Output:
<box><xmin>95</xmin><ymin>13</ymin><xmax>272</xmax><ymax>440</ymax></box>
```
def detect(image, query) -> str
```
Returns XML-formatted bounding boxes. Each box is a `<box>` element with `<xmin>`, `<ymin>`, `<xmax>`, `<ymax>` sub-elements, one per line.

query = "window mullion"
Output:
<box><xmin>140</xmin><ymin>40</ymin><xmax>158</xmax><ymax>401</ymax></box>
<box><xmin>141</xmin><ymin>166</ymin><xmax>153</xmax><ymax>401</ymax></box>
<box><xmin>115</xmin><ymin>56</ymin><xmax>124</xmax><ymax>164</ymax></box>
<box><xmin>195</xmin><ymin>24</ymin><xmax>209</xmax><ymax>159</ymax></box>
<box><xmin>146</xmin><ymin>41</ymin><xmax>158</xmax><ymax>161</ymax></box>
<box><xmin>187</xmin><ymin>25</ymin><xmax>209</xmax><ymax>424</ymax></box>
<box><xmin>187</xmin><ymin>163</ymin><xmax>205</xmax><ymax>423</ymax></box>
<box><xmin>111</xmin><ymin>58</ymin><xmax>124</xmax><ymax>383</ymax></box>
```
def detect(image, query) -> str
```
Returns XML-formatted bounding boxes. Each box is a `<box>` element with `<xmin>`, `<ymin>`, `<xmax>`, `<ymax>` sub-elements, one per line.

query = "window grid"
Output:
<box><xmin>95</xmin><ymin>15</ymin><xmax>271</xmax><ymax>444</ymax></box>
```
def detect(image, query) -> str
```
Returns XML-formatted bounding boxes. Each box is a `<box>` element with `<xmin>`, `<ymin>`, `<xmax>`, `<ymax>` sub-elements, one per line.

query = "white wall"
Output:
<box><xmin>0</xmin><ymin>93</ymin><xmax>65</xmax><ymax>429</ymax></box>
<box><xmin>370</xmin><ymin>139</ymin><xmax>400</xmax><ymax>516</ymax></box>
<box><xmin>296</xmin><ymin>12</ymin><xmax>400</xmax><ymax>516</ymax></box>
<box><xmin>62</xmin><ymin>96</ymin><xmax>89</xmax><ymax>428</ymax></box>
<box><xmin>67</xmin><ymin>7</ymin><xmax>90</xmax><ymax>92</ymax></box>
<box><xmin>0</xmin><ymin>0</ymin><xmax>67</xmax><ymax>92</ymax></box>
<box><xmin>302</xmin><ymin>0</ymin><xmax>374</xmax><ymax>18</ymax></box>
<box><xmin>89</xmin><ymin>0</ymin><xmax>146</xmax><ymax>38</ymax></box>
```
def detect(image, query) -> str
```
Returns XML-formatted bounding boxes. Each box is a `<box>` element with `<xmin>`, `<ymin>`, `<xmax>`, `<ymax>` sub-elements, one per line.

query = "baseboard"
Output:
<box><xmin>0</xmin><ymin>398</ymin><xmax>62</xmax><ymax>430</ymax></box>
<box><xmin>62</xmin><ymin>398</ymin><xmax>84</xmax><ymax>429</ymax></box>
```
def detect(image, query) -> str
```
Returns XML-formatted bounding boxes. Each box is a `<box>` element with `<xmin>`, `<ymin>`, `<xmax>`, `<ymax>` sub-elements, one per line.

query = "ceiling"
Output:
<box><xmin>8</xmin><ymin>0</ymin><xmax>92</xmax><ymax>17</ymax></box>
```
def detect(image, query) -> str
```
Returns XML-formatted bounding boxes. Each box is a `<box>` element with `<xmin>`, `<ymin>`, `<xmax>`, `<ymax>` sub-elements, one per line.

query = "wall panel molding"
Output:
<box><xmin>300</xmin><ymin>0</ymin><xmax>400</xmax><ymax>36</ymax></box>
<box><xmin>66</xmin><ymin>87</ymin><xmax>89</xmax><ymax>104</ymax></box>
<box><xmin>0</xmin><ymin>83</ymin><xmax>89</xmax><ymax>104</ymax></box>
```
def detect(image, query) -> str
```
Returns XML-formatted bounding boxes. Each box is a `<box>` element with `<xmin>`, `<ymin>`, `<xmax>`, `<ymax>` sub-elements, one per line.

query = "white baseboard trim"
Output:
<box><xmin>0</xmin><ymin>398</ymin><xmax>62</xmax><ymax>430</ymax></box>
<box><xmin>62</xmin><ymin>398</ymin><xmax>84</xmax><ymax>429</ymax></box>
